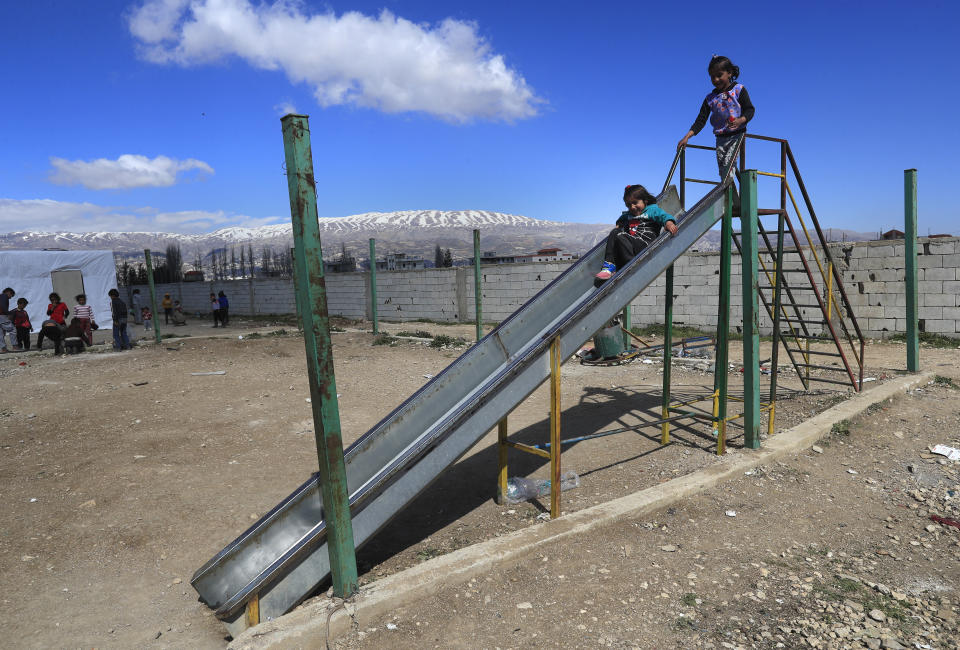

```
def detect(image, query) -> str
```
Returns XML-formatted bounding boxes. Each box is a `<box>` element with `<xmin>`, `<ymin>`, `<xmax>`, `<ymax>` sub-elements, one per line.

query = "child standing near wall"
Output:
<box><xmin>73</xmin><ymin>294</ymin><xmax>97</xmax><ymax>345</ymax></box>
<box><xmin>142</xmin><ymin>307</ymin><xmax>153</xmax><ymax>331</ymax></box>
<box><xmin>109</xmin><ymin>289</ymin><xmax>131</xmax><ymax>351</ymax></box>
<box><xmin>210</xmin><ymin>293</ymin><xmax>222</xmax><ymax>327</ymax></box>
<box><xmin>217</xmin><ymin>291</ymin><xmax>229</xmax><ymax>326</ymax></box>
<box><xmin>12</xmin><ymin>298</ymin><xmax>32</xmax><ymax>350</ymax></box>
<box><xmin>162</xmin><ymin>293</ymin><xmax>173</xmax><ymax>324</ymax></box>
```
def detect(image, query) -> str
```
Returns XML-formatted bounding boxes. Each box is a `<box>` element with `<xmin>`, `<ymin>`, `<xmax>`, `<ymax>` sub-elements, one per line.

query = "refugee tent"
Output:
<box><xmin>0</xmin><ymin>250</ymin><xmax>117</xmax><ymax>328</ymax></box>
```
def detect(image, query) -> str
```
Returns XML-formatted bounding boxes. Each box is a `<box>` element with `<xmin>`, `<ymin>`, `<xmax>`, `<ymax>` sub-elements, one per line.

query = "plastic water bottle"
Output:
<box><xmin>504</xmin><ymin>471</ymin><xmax>580</xmax><ymax>504</ymax></box>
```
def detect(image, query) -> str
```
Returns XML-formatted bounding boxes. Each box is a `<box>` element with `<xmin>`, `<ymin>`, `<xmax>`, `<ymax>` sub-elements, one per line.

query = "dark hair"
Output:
<box><xmin>132</xmin><ymin>289</ymin><xmax>140</xmax><ymax>294</ymax></box>
<box><xmin>76</xmin><ymin>293</ymin><xmax>86</xmax><ymax>302</ymax></box>
<box><xmin>108</xmin><ymin>289</ymin><xmax>119</xmax><ymax>297</ymax></box>
<box><xmin>218</xmin><ymin>291</ymin><xmax>225</xmax><ymax>297</ymax></box>
<box><xmin>623</xmin><ymin>184</ymin><xmax>657</xmax><ymax>206</ymax></box>
<box><xmin>708</xmin><ymin>55</ymin><xmax>740</xmax><ymax>80</ymax></box>
<box><xmin>17</xmin><ymin>297</ymin><xmax>28</xmax><ymax>305</ymax></box>
<box><xmin>2</xmin><ymin>287</ymin><xmax>13</xmax><ymax>295</ymax></box>
<box><xmin>49</xmin><ymin>292</ymin><xmax>61</xmax><ymax>302</ymax></box>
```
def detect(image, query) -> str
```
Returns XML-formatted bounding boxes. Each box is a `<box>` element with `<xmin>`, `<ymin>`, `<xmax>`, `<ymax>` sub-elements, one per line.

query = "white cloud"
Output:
<box><xmin>273</xmin><ymin>100</ymin><xmax>299</xmax><ymax>116</ymax></box>
<box><xmin>128</xmin><ymin>0</ymin><xmax>542</xmax><ymax>122</ymax></box>
<box><xmin>49</xmin><ymin>154</ymin><xmax>214</xmax><ymax>190</ymax></box>
<box><xmin>0</xmin><ymin>198</ymin><xmax>282</xmax><ymax>234</ymax></box>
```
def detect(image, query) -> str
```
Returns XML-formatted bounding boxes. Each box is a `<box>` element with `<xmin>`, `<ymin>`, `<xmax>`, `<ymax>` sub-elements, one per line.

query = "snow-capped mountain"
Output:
<box><xmin>0</xmin><ymin>210</ymin><xmax>618</xmax><ymax>260</ymax></box>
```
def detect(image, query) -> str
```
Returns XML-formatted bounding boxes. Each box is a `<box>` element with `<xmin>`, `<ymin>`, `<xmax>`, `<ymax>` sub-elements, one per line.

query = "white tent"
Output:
<box><xmin>0</xmin><ymin>250</ymin><xmax>117</xmax><ymax>327</ymax></box>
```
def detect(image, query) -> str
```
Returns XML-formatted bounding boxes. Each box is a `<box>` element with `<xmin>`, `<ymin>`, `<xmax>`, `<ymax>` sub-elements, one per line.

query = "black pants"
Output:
<box><xmin>16</xmin><ymin>326</ymin><xmax>31</xmax><ymax>350</ymax></box>
<box><xmin>220</xmin><ymin>306</ymin><xmax>228</xmax><ymax>325</ymax></box>
<box><xmin>164</xmin><ymin>308</ymin><xmax>172</xmax><ymax>324</ymax></box>
<box><xmin>603</xmin><ymin>228</ymin><xmax>653</xmax><ymax>270</ymax></box>
<box><xmin>37</xmin><ymin>324</ymin><xmax>63</xmax><ymax>355</ymax></box>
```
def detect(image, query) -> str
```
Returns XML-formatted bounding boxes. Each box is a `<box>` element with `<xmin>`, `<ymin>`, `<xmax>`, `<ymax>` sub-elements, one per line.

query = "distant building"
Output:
<box><xmin>324</xmin><ymin>255</ymin><xmax>357</xmax><ymax>273</ymax></box>
<box><xmin>375</xmin><ymin>253</ymin><xmax>424</xmax><ymax>271</ymax></box>
<box><xmin>881</xmin><ymin>229</ymin><xmax>904</xmax><ymax>240</ymax></box>
<box><xmin>516</xmin><ymin>248</ymin><xmax>579</xmax><ymax>263</ymax></box>
<box><xmin>478</xmin><ymin>248</ymin><xmax>578</xmax><ymax>265</ymax></box>
<box><xmin>183</xmin><ymin>270</ymin><xmax>205</xmax><ymax>282</ymax></box>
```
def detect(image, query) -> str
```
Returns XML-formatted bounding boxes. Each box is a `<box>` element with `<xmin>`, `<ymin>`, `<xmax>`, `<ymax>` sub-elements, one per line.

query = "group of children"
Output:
<box><xmin>0</xmin><ymin>288</ymin><xmax>100</xmax><ymax>354</ymax></box>
<box><xmin>594</xmin><ymin>55</ymin><xmax>754</xmax><ymax>285</ymax></box>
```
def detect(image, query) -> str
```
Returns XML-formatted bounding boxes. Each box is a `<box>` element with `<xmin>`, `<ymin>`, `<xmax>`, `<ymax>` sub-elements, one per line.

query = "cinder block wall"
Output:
<box><xmin>125</xmin><ymin>237</ymin><xmax>960</xmax><ymax>338</ymax></box>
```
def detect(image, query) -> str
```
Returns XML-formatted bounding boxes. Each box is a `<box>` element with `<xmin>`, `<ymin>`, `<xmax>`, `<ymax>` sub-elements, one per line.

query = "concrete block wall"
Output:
<box><xmin>123</xmin><ymin>236</ymin><xmax>960</xmax><ymax>338</ymax></box>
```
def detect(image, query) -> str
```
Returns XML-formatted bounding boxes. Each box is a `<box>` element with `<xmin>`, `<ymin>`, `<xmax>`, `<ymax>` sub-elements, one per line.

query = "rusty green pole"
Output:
<box><xmin>143</xmin><ymin>249</ymin><xmax>162</xmax><ymax>344</ymax></box>
<box><xmin>740</xmin><ymin>170</ymin><xmax>761</xmax><ymax>449</ymax></box>
<box><xmin>280</xmin><ymin>114</ymin><xmax>358</xmax><ymax>597</ymax></box>
<box><xmin>369</xmin><ymin>238</ymin><xmax>378</xmax><ymax>335</ymax></box>
<box><xmin>473</xmin><ymin>229</ymin><xmax>482</xmax><ymax>341</ymax></box>
<box><xmin>904</xmin><ymin>169</ymin><xmax>919</xmax><ymax>372</ymax></box>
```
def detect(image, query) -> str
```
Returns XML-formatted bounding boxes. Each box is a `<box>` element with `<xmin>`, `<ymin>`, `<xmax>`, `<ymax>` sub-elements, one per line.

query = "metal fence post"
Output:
<box><xmin>143</xmin><ymin>249</ymin><xmax>162</xmax><ymax>344</ymax></box>
<box><xmin>280</xmin><ymin>114</ymin><xmax>358</xmax><ymax>597</ymax></box>
<box><xmin>474</xmin><ymin>229</ymin><xmax>482</xmax><ymax>341</ymax></box>
<box><xmin>904</xmin><ymin>169</ymin><xmax>919</xmax><ymax>372</ymax></box>
<box><xmin>369</xmin><ymin>238</ymin><xmax>378</xmax><ymax>335</ymax></box>
<box><xmin>740</xmin><ymin>170</ymin><xmax>761</xmax><ymax>449</ymax></box>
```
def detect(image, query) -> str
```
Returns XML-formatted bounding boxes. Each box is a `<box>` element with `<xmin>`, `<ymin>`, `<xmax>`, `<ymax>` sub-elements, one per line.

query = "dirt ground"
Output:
<box><xmin>1</xmin><ymin>316</ymin><xmax>958</xmax><ymax>649</ymax></box>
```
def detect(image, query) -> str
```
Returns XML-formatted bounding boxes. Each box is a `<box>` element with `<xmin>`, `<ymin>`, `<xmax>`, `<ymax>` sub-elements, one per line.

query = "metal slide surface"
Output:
<box><xmin>192</xmin><ymin>179</ymin><xmax>731</xmax><ymax>636</ymax></box>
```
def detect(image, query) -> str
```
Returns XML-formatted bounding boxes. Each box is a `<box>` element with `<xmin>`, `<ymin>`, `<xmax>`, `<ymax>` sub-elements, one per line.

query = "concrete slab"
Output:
<box><xmin>228</xmin><ymin>371</ymin><xmax>933</xmax><ymax>650</ymax></box>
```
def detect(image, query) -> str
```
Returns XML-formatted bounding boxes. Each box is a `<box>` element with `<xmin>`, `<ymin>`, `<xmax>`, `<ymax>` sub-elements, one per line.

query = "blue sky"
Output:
<box><xmin>1</xmin><ymin>0</ymin><xmax>957</xmax><ymax>236</ymax></box>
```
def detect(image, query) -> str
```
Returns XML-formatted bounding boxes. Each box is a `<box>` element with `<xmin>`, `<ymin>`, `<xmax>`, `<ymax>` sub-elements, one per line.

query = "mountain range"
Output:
<box><xmin>0</xmin><ymin>210</ymin><xmax>879</xmax><ymax>265</ymax></box>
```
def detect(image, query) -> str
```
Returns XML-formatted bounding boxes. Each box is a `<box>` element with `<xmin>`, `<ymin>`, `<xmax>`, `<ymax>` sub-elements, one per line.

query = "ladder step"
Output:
<box><xmin>804</xmin><ymin>376</ymin><xmax>857</xmax><ymax>387</ymax></box>
<box><xmin>760</xmin><ymin>285</ymin><xmax>818</xmax><ymax>291</ymax></box>
<box><xmin>800</xmin><ymin>350</ymin><xmax>844</xmax><ymax>358</ymax></box>
<box><xmin>781</xmin><ymin>318</ymin><xmax>825</xmax><ymax>325</ymax></box>
<box><xmin>771</xmin><ymin>304</ymin><xmax>825</xmax><ymax>310</ymax></box>
<box><xmin>780</xmin><ymin>333</ymin><xmax>833</xmax><ymax>340</ymax></box>
<box><xmin>795</xmin><ymin>362</ymin><xmax>845</xmax><ymax>372</ymax></box>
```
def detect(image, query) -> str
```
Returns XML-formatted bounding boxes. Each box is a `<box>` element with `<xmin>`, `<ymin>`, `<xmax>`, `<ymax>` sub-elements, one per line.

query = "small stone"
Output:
<box><xmin>880</xmin><ymin>639</ymin><xmax>905</xmax><ymax>649</ymax></box>
<box><xmin>78</xmin><ymin>499</ymin><xmax>96</xmax><ymax>509</ymax></box>
<box><xmin>516</xmin><ymin>602</ymin><xmax>532</xmax><ymax>609</ymax></box>
<box><xmin>172</xmin><ymin>578</ymin><xmax>182</xmax><ymax>585</ymax></box>
<box><xmin>812</xmin><ymin>445</ymin><xmax>823</xmax><ymax>454</ymax></box>
<box><xmin>868</xmin><ymin>609</ymin><xmax>886</xmax><ymax>622</ymax></box>
<box><xmin>660</xmin><ymin>545</ymin><xmax>678</xmax><ymax>552</ymax></box>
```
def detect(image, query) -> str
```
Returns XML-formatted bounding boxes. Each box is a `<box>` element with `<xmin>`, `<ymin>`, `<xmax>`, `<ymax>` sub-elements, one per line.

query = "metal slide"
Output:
<box><xmin>192</xmin><ymin>178</ymin><xmax>731</xmax><ymax>637</ymax></box>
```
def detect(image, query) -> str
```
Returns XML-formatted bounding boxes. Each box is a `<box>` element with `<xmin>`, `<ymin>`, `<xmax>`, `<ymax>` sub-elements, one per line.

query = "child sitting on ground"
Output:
<box><xmin>594</xmin><ymin>184</ymin><xmax>678</xmax><ymax>286</ymax></box>
<box><xmin>62</xmin><ymin>318</ymin><xmax>87</xmax><ymax>354</ymax></box>
<box><xmin>171</xmin><ymin>300</ymin><xmax>187</xmax><ymax>326</ymax></box>
<box><xmin>12</xmin><ymin>298</ymin><xmax>32</xmax><ymax>351</ymax></box>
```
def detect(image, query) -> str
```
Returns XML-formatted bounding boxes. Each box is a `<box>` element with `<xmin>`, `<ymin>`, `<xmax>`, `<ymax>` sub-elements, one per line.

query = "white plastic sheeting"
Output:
<box><xmin>0</xmin><ymin>250</ymin><xmax>117</xmax><ymax>327</ymax></box>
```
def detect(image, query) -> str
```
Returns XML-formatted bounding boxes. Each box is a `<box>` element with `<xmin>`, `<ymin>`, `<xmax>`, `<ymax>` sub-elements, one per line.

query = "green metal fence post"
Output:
<box><xmin>473</xmin><ymin>229</ymin><xmax>482</xmax><ymax>341</ymax></box>
<box><xmin>740</xmin><ymin>170</ymin><xmax>761</xmax><ymax>449</ymax></box>
<box><xmin>660</xmin><ymin>264</ymin><xmax>674</xmax><ymax>444</ymax></box>
<box><xmin>143</xmin><ymin>249</ymin><xmax>162</xmax><ymax>344</ymax></box>
<box><xmin>369</xmin><ymin>238</ymin><xmax>378</xmax><ymax>335</ymax></box>
<box><xmin>622</xmin><ymin>305</ymin><xmax>632</xmax><ymax>348</ymax></box>
<box><xmin>904</xmin><ymin>169</ymin><xmax>919</xmax><ymax>372</ymax></box>
<box><xmin>713</xmin><ymin>189</ymin><xmax>733</xmax><ymax>452</ymax></box>
<box><xmin>280</xmin><ymin>114</ymin><xmax>358</xmax><ymax>597</ymax></box>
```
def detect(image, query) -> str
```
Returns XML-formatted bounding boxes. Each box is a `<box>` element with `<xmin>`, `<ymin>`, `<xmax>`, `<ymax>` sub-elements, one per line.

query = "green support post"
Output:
<box><xmin>660</xmin><ymin>265</ymin><xmax>674</xmax><ymax>444</ymax></box>
<box><xmin>143</xmin><ymin>249</ymin><xmax>162</xmax><ymax>345</ymax></box>
<box><xmin>622</xmin><ymin>305</ymin><xmax>632</xmax><ymax>348</ymax></box>
<box><xmin>904</xmin><ymin>169</ymin><xmax>919</xmax><ymax>372</ymax></box>
<box><xmin>740</xmin><ymin>170</ymin><xmax>761</xmax><ymax>449</ymax></box>
<box><xmin>713</xmin><ymin>189</ymin><xmax>733</xmax><ymax>451</ymax></box>
<box><xmin>280</xmin><ymin>114</ymin><xmax>358</xmax><ymax>598</ymax></box>
<box><xmin>369</xmin><ymin>238</ymin><xmax>378</xmax><ymax>335</ymax></box>
<box><xmin>473</xmin><ymin>229</ymin><xmax>482</xmax><ymax>341</ymax></box>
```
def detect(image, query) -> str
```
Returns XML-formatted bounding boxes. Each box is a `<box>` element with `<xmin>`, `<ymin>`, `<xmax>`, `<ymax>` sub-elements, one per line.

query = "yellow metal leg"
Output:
<box><xmin>549</xmin><ymin>339</ymin><xmax>562</xmax><ymax>519</ymax></box>
<box><xmin>497</xmin><ymin>417</ymin><xmax>508</xmax><ymax>504</ymax></box>
<box><xmin>245</xmin><ymin>593</ymin><xmax>260</xmax><ymax>628</ymax></box>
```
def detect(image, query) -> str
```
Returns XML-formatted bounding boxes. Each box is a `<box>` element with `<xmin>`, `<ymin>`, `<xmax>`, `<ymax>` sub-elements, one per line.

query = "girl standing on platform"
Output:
<box><xmin>677</xmin><ymin>55</ymin><xmax>756</xmax><ymax>179</ymax></box>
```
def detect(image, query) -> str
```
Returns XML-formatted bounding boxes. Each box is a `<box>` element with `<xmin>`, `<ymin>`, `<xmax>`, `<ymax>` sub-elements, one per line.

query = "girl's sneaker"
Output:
<box><xmin>594</xmin><ymin>261</ymin><xmax>616</xmax><ymax>281</ymax></box>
